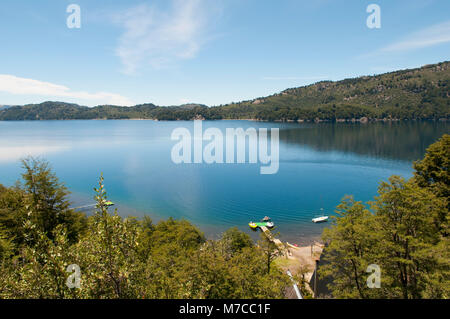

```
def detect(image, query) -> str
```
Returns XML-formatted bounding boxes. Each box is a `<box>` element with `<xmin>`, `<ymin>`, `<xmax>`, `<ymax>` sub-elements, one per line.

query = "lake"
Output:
<box><xmin>0</xmin><ymin>120</ymin><xmax>448</xmax><ymax>244</ymax></box>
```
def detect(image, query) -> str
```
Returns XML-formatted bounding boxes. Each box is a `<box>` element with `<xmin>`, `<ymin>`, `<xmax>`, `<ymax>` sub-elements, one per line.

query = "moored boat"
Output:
<box><xmin>249</xmin><ymin>222</ymin><xmax>258</xmax><ymax>230</ymax></box>
<box><xmin>312</xmin><ymin>216</ymin><xmax>329</xmax><ymax>223</ymax></box>
<box><xmin>248</xmin><ymin>216</ymin><xmax>275</xmax><ymax>229</ymax></box>
<box><xmin>262</xmin><ymin>216</ymin><xmax>275</xmax><ymax>228</ymax></box>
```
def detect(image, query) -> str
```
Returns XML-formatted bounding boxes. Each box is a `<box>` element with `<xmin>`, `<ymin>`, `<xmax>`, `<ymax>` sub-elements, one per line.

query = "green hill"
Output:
<box><xmin>0</xmin><ymin>61</ymin><xmax>449</xmax><ymax>121</ymax></box>
<box><xmin>217</xmin><ymin>61</ymin><xmax>450</xmax><ymax>121</ymax></box>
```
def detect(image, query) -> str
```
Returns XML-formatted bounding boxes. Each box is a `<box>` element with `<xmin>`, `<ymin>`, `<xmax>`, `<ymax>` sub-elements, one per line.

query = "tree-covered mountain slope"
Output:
<box><xmin>0</xmin><ymin>61</ymin><xmax>448</xmax><ymax>121</ymax></box>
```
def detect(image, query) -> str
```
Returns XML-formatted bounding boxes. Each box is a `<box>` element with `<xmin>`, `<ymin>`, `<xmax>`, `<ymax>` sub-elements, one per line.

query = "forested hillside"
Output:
<box><xmin>0</xmin><ymin>61</ymin><xmax>449</xmax><ymax>121</ymax></box>
<box><xmin>219</xmin><ymin>61</ymin><xmax>450</xmax><ymax>121</ymax></box>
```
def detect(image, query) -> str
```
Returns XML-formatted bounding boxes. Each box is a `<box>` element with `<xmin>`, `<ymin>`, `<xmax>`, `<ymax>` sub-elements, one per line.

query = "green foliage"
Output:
<box><xmin>292</xmin><ymin>268</ymin><xmax>314</xmax><ymax>299</ymax></box>
<box><xmin>414</xmin><ymin>134</ymin><xmax>450</xmax><ymax>208</ymax></box>
<box><xmin>372</xmin><ymin>176</ymin><xmax>447</xmax><ymax>298</ymax></box>
<box><xmin>220</xmin><ymin>227</ymin><xmax>254</xmax><ymax>257</ymax></box>
<box><xmin>0</xmin><ymin>211</ymin><xmax>80</xmax><ymax>298</ymax></box>
<box><xmin>0</xmin><ymin>158</ymin><xmax>86</xmax><ymax>249</ymax></box>
<box><xmin>150</xmin><ymin>217</ymin><xmax>205</xmax><ymax>251</ymax></box>
<box><xmin>70</xmin><ymin>175</ymin><xmax>146</xmax><ymax>298</ymax></box>
<box><xmin>258</xmin><ymin>232</ymin><xmax>283</xmax><ymax>275</ymax></box>
<box><xmin>0</xmin><ymin>184</ymin><xmax>28</xmax><ymax>248</ymax></box>
<box><xmin>142</xmin><ymin>225</ymin><xmax>288</xmax><ymax>299</ymax></box>
<box><xmin>20</xmin><ymin>157</ymin><xmax>87</xmax><ymax>243</ymax></box>
<box><xmin>0</xmin><ymin>167</ymin><xmax>290</xmax><ymax>299</ymax></box>
<box><xmin>0</xmin><ymin>225</ymin><xmax>13</xmax><ymax>261</ymax></box>
<box><xmin>319</xmin><ymin>135</ymin><xmax>449</xmax><ymax>299</ymax></box>
<box><xmin>320</xmin><ymin>197</ymin><xmax>379</xmax><ymax>299</ymax></box>
<box><xmin>219</xmin><ymin>61</ymin><xmax>449</xmax><ymax>121</ymax></box>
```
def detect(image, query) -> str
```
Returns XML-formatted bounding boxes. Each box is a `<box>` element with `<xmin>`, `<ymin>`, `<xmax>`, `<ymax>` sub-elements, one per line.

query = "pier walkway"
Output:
<box><xmin>260</xmin><ymin>226</ymin><xmax>285</xmax><ymax>251</ymax></box>
<box><xmin>259</xmin><ymin>225</ymin><xmax>324</xmax><ymax>297</ymax></box>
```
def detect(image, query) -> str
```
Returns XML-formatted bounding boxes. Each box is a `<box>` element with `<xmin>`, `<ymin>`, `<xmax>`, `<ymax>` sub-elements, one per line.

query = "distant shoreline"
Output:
<box><xmin>1</xmin><ymin>62</ymin><xmax>449</xmax><ymax>122</ymax></box>
<box><xmin>0</xmin><ymin>118</ymin><xmax>448</xmax><ymax>123</ymax></box>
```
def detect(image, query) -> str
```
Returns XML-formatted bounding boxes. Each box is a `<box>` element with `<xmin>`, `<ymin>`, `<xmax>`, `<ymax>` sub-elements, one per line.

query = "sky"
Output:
<box><xmin>0</xmin><ymin>0</ymin><xmax>449</xmax><ymax>107</ymax></box>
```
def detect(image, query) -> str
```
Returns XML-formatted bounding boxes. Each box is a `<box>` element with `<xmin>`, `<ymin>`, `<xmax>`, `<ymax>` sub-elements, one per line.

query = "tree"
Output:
<box><xmin>73</xmin><ymin>174</ymin><xmax>146</xmax><ymax>299</ymax></box>
<box><xmin>0</xmin><ymin>225</ymin><xmax>13</xmax><ymax>262</ymax></box>
<box><xmin>319</xmin><ymin>134</ymin><xmax>449</xmax><ymax>299</ymax></box>
<box><xmin>0</xmin><ymin>184</ymin><xmax>28</xmax><ymax>248</ymax></box>
<box><xmin>373</xmin><ymin>176</ymin><xmax>447</xmax><ymax>299</ymax></box>
<box><xmin>136</xmin><ymin>216</ymin><xmax>154</xmax><ymax>262</ymax></box>
<box><xmin>420</xmin><ymin>236</ymin><xmax>450</xmax><ymax>298</ymax></box>
<box><xmin>258</xmin><ymin>232</ymin><xmax>283</xmax><ymax>275</ymax></box>
<box><xmin>0</xmin><ymin>168</ymin><xmax>294</xmax><ymax>299</ymax></box>
<box><xmin>319</xmin><ymin>196</ymin><xmax>379</xmax><ymax>299</ymax></box>
<box><xmin>413</xmin><ymin>134</ymin><xmax>449</xmax><ymax>211</ymax></box>
<box><xmin>181</xmin><ymin>241</ymin><xmax>289</xmax><ymax>299</ymax></box>
<box><xmin>149</xmin><ymin>217</ymin><xmax>205</xmax><ymax>251</ymax></box>
<box><xmin>226</xmin><ymin>246</ymin><xmax>289</xmax><ymax>299</ymax></box>
<box><xmin>20</xmin><ymin>157</ymin><xmax>86</xmax><ymax>243</ymax></box>
<box><xmin>220</xmin><ymin>227</ymin><xmax>253</xmax><ymax>257</ymax></box>
<box><xmin>292</xmin><ymin>266</ymin><xmax>314</xmax><ymax>298</ymax></box>
<box><xmin>0</xmin><ymin>211</ymin><xmax>79</xmax><ymax>298</ymax></box>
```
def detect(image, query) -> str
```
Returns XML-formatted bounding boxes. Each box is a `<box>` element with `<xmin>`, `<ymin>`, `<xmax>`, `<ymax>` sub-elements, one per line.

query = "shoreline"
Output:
<box><xmin>0</xmin><ymin>118</ymin><xmax>448</xmax><ymax>123</ymax></box>
<box><xmin>70</xmin><ymin>191</ymin><xmax>325</xmax><ymax>246</ymax></box>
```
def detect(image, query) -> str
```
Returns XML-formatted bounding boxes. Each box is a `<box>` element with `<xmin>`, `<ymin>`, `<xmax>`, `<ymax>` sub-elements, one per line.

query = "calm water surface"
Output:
<box><xmin>0</xmin><ymin>120</ymin><xmax>448</xmax><ymax>243</ymax></box>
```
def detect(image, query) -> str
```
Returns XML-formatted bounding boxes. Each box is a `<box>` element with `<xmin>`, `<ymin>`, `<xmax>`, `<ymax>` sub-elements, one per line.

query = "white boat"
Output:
<box><xmin>262</xmin><ymin>216</ymin><xmax>275</xmax><ymax>228</ymax></box>
<box><xmin>312</xmin><ymin>216</ymin><xmax>329</xmax><ymax>223</ymax></box>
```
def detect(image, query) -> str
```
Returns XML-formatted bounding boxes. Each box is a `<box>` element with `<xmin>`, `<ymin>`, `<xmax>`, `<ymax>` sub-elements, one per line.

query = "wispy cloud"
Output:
<box><xmin>0</xmin><ymin>74</ymin><xmax>134</xmax><ymax>106</ymax></box>
<box><xmin>115</xmin><ymin>0</ymin><xmax>219</xmax><ymax>74</ymax></box>
<box><xmin>380</xmin><ymin>20</ymin><xmax>450</xmax><ymax>53</ymax></box>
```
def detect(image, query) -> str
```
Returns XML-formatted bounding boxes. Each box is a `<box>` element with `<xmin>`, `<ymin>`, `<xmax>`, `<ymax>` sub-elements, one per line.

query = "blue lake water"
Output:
<box><xmin>0</xmin><ymin>120</ymin><xmax>448</xmax><ymax>244</ymax></box>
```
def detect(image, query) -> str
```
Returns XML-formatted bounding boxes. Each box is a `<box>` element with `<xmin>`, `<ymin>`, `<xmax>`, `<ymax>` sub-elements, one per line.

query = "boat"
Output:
<box><xmin>72</xmin><ymin>200</ymin><xmax>115</xmax><ymax>211</ymax></box>
<box><xmin>262</xmin><ymin>216</ymin><xmax>275</xmax><ymax>228</ymax></box>
<box><xmin>312</xmin><ymin>207</ymin><xmax>328</xmax><ymax>223</ymax></box>
<box><xmin>312</xmin><ymin>216</ymin><xmax>329</xmax><ymax>223</ymax></box>
<box><xmin>248</xmin><ymin>222</ymin><xmax>258</xmax><ymax>230</ymax></box>
<box><xmin>248</xmin><ymin>217</ymin><xmax>275</xmax><ymax>230</ymax></box>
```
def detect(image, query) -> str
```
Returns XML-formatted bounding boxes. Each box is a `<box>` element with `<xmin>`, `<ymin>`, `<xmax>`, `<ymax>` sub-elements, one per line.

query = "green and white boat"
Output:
<box><xmin>248</xmin><ymin>216</ymin><xmax>275</xmax><ymax>229</ymax></box>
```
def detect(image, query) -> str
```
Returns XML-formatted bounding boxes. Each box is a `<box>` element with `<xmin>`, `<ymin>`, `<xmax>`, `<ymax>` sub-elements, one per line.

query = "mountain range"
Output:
<box><xmin>0</xmin><ymin>61</ymin><xmax>448</xmax><ymax>121</ymax></box>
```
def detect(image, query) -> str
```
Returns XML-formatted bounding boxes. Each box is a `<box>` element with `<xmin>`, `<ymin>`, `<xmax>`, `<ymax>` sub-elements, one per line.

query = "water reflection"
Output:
<box><xmin>0</xmin><ymin>120</ymin><xmax>448</xmax><ymax>242</ymax></box>
<box><xmin>0</xmin><ymin>145</ymin><xmax>69</xmax><ymax>163</ymax></box>
<box><xmin>279</xmin><ymin>121</ymin><xmax>449</xmax><ymax>162</ymax></box>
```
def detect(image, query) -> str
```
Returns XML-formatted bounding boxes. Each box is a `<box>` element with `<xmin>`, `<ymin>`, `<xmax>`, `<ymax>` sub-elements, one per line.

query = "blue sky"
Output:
<box><xmin>0</xmin><ymin>0</ymin><xmax>449</xmax><ymax>106</ymax></box>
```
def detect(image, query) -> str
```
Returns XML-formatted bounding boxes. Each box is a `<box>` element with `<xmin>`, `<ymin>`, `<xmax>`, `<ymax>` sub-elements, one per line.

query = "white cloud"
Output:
<box><xmin>381</xmin><ymin>20</ymin><xmax>450</xmax><ymax>52</ymax></box>
<box><xmin>115</xmin><ymin>0</ymin><xmax>218</xmax><ymax>74</ymax></box>
<box><xmin>0</xmin><ymin>74</ymin><xmax>134</xmax><ymax>106</ymax></box>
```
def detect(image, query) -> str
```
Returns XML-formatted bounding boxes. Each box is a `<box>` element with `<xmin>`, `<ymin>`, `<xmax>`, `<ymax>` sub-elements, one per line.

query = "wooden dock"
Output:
<box><xmin>259</xmin><ymin>224</ymin><xmax>325</xmax><ymax>297</ymax></box>
<box><xmin>260</xmin><ymin>226</ymin><xmax>285</xmax><ymax>250</ymax></box>
<box><xmin>258</xmin><ymin>223</ymin><xmax>325</xmax><ymax>297</ymax></box>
